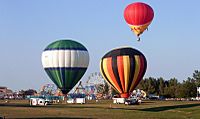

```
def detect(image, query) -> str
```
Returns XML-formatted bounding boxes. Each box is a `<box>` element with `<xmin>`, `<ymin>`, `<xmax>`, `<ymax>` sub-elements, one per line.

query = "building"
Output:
<box><xmin>0</xmin><ymin>87</ymin><xmax>6</xmax><ymax>99</ymax></box>
<box><xmin>0</xmin><ymin>87</ymin><xmax>7</xmax><ymax>93</ymax></box>
<box><xmin>0</xmin><ymin>86</ymin><xmax>13</xmax><ymax>99</ymax></box>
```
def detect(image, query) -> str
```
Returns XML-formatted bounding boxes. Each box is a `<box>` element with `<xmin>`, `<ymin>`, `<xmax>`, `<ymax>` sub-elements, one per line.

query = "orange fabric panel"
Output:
<box><xmin>117</xmin><ymin>56</ymin><xmax>125</xmax><ymax>92</ymax></box>
<box><xmin>105</xmin><ymin>58</ymin><xmax>122</xmax><ymax>93</ymax></box>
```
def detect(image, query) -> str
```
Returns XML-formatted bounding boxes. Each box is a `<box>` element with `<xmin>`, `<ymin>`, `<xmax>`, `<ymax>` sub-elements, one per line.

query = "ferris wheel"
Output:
<box><xmin>85</xmin><ymin>72</ymin><xmax>105</xmax><ymax>96</ymax></box>
<box><xmin>86</xmin><ymin>72</ymin><xmax>105</xmax><ymax>85</ymax></box>
<box><xmin>40</xmin><ymin>84</ymin><xmax>57</xmax><ymax>96</ymax></box>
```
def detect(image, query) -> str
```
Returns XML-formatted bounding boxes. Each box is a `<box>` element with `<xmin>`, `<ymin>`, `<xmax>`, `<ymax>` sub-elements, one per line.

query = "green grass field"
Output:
<box><xmin>1</xmin><ymin>100</ymin><xmax>200</xmax><ymax>119</ymax></box>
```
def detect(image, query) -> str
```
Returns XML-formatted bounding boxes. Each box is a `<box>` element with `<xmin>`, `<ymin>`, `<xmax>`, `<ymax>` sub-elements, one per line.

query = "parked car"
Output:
<box><xmin>125</xmin><ymin>98</ymin><xmax>139</xmax><ymax>105</ymax></box>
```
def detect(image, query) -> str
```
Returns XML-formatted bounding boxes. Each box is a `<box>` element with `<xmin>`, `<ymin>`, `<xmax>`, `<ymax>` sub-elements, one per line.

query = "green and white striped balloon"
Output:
<box><xmin>41</xmin><ymin>39</ymin><xmax>89</xmax><ymax>94</ymax></box>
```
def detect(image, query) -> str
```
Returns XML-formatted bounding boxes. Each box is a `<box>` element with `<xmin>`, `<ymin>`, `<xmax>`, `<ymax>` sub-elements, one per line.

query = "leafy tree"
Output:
<box><xmin>114</xmin><ymin>70</ymin><xmax>200</xmax><ymax>98</ymax></box>
<box><xmin>142</xmin><ymin>77</ymin><xmax>157</xmax><ymax>95</ymax></box>
<box><xmin>182</xmin><ymin>78</ymin><xmax>196</xmax><ymax>98</ymax></box>
<box><xmin>157</xmin><ymin>77</ymin><xmax>165</xmax><ymax>96</ymax></box>
<box><xmin>24</xmin><ymin>89</ymin><xmax>37</xmax><ymax>96</ymax></box>
<box><xmin>168</xmin><ymin>78</ymin><xmax>178</xmax><ymax>98</ymax></box>
<box><xmin>136</xmin><ymin>79</ymin><xmax>145</xmax><ymax>90</ymax></box>
<box><xmin>175</xmin><ymin>83</ymin><xmax>185</xmax><ymax>98</ymax></box>
<box><xmin>193</xmin><ymin>70</ymin><xmax>200</xmax><ymax>86</ymax></box>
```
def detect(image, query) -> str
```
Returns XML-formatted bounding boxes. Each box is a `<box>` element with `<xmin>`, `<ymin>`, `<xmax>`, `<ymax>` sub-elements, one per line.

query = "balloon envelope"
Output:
<box><xmin>124</xmin><ymin>2</ymin><xmax>154</xmax><ymax>38</ymax></box>
<box><xmin>41</xmin><ymin>40</ymin><xmax>89</xmax><ymax>94</ymax></box>
<box><xmin>100</xmin><ymin>47</ymin><xmax>147</xmax><ymax>98</ymax></box>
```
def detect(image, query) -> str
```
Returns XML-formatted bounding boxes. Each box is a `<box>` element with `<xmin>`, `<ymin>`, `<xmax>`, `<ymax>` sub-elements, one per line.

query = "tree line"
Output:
<box><xmin>17</xmin><ymin>70</ymin><xmax>200</xmax><ymax>99</ymax></box>
<box><xmin>136</xmin><ymin>70</ymin><xmax>200</xmax><ymax>98</ymax></box>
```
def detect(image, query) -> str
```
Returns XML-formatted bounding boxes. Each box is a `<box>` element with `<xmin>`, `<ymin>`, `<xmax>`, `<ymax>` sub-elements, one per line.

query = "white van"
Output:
<box><xmin>67</xmin><ymin>98</ymin><xmax>86</xmax><ymax>104</ymax></box>
<box><xmin>112</xmin><ymin>98</ymin><xmax>125</xmax><ymax>104</ymax></box>
<box><xmin>76</xmin><ymin>98</ymin><xmax>86</xmax><ymax>104</ymax></box>
<box><xmin>30</xmin><ymin>98</ymin><xmax>50</xmax><ymax>106</ymax></box>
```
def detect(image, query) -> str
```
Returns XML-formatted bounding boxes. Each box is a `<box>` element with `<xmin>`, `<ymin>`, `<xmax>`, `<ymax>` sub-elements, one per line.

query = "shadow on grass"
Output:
<box><xmin>9</xmin><ymin>117</ymin><xmax>93</xmax><ymax>119</ymax></box>
<box><xmin>0</xmin><ymin>103</ymin><xmax>30</xmax><ymax>107</ymax></box>
<box><xmin>2</xmin><ymin>102</ymin><xmax>200</xmax><ymax>113</ymax></box>
<box><xmin>141</xmin><ymin>101</ymin><xmax>155</xmax><ymax>104</ymax></box>
<box><xmin>139</xmin><ymin>103</ymin><xmax>200</xmax><ymax>112</ymax></box>
<box><xmin>0</xmin><ymin>103</ymin><xmax>106</xmax><ymax>109</ymax></box>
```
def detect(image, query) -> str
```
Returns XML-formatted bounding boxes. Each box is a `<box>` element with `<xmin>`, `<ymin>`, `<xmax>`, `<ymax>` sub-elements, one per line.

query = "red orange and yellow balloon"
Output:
<box><xmin>100</xmin><ymin>47</ymin><xmax>147</xmax><ymax>98</ymax></box>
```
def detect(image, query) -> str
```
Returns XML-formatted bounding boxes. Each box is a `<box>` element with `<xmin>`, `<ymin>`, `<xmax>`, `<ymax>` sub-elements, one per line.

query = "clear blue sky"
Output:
<box><xmin>0</xmin><ymin>0</ymin><xmax>200</xmax><ymax>91</ymax></box>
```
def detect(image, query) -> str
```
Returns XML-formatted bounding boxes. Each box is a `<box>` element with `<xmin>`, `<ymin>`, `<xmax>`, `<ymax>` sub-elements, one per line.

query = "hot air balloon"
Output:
<box><xmin>100</xmin><ymin>47</ymin><xmax>147</xmax><ymax>98</ymax></box>
<box><xmin>41</xmin><ymin>39</ymin><xmax>89</xmax><ymax>95</ymax></box>
<box><xmin>124</xmin><ymin>2</ymin><xmax>154</xmax><ymax>41</ymax></box>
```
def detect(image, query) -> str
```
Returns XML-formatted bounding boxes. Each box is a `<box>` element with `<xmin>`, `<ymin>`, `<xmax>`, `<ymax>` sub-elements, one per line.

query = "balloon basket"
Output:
<box><xmin>120</xmin><ymin>93</ymin><xmax>129</xmax><ymax>98</ymax></box>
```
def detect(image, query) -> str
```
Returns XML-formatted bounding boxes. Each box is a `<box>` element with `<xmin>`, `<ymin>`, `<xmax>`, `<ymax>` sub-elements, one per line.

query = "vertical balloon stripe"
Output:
<box><xmin>101</xmin><ymin>59</ymin><xmax>119</xmax><ymax>92</ymax></box>
<box><xmin>112</xmin><ymin>56</ymin><xmax>123</xmax><ymax>92</ymax></box>
<box><xmin>117</xmin><ymin>56</ymin><xmax>125</xmax><ymax>92</ymax></box>
<box><xmin>135</xmin><ymin>56</ymin><xmax>145</xmax><ymax>86</ymax></box>
<box><xmin>107</xmin><ymin>58</ymin><xmax>122</xmax><ymax>93</ymax></box>
<box><xmin>45</xmin><ymin>70</ymin><xmax>61</xmax><ymax>88</ymax></box>
<box><xmin>141</xmin><ymin>4</ymin><xmax>146</xmax><ymax>24</ymax></box>
<box><xmin>71</xmin><ymin>70</ymin><xmax>86</xmax><ymax>88</ymax></box>
<box><xmin>138</xmin><ymin>4</ymin><xmax>142</xmax><ymax>25</ymax></box>
<box><xmin>127</xmin><ymin>56</ymin><xmax>136</xmax><ymax>91</ymax></box>
<box><xmin>59</xmin><ymin>68</ymin><xmax>65</xmax><ymax>89</ymax></box>
<box><xmin>66</xmin><ymin>68</ymin><xmax>72</xmax><ymax>89</ymax></box>
<box><xmin>63</xmin><ymin>50</ymin><xmax>67</xmax><ymax>89</ymax></box>
<box><xmin>45</xmin><ymin>69</ymin><xmax>63</xmax><ymax>88</ymax></box>
<box><xmin>60</xmin><ymin>50</ymin><xmax>66</xmax><ymax>89</ymax></box>
<box><xmin>129</xmin><ymin>56</ymin><xmax>141</xmax><ymax>92</ymax></box>
<box><xmin>133</xmin><ymin>5</ymin><xmax>137</xmax><ymax>25</ymax></box>
<box><xmin>58</xmin><ymin>48</ymin><xmax>64</xmax><ymax>88</ymax></box>
<box><xmin>102</xmin><ymin>58</ymin><xmax>116</xmax><ymax>87</ymax></box>
<box><xmin>131</xmin><ymin>56</ymin><xmax>146</xmax><ymax>91</ymax></box>
<box><xmin>100</xmin><ymin>60</ymin><xmax>118</xmax><ymax>92</ymax></box>
<box><xmin>123</xmin><ymin>56</ymin><xmax>130</xmax><ymax>92</ymax></box>
<box><xmin>70</xmin><ymin>50</ymin><xmax>76</xmax><ymax>67</ymax></box>
<box><xmin>58</xmin><ymin>50</ymin><xmax>65</xmax><ymax>67</ymax></box>
<box><xmin>54</xmin><ymin>69</ymin><xmax>63</xmax><ymax>88</ymax></box>
<box><xmin>142</xmin><ymin>4</ymin><xmax>148</xmax><ymax>24</ymax></box>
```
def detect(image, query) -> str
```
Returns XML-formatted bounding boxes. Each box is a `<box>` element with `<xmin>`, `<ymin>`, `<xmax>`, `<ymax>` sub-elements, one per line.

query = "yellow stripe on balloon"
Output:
<box><xmin>129</xmin><ymin>56</ymin><xmax>141</xmax><ymax>92</ymax></box>
<box><xmin>128</xmin><ymin>21</ymin><xmax>152</xmax><ymax>36</ymax></box>
<box><xmin>102</xmin><ymin>58</ymin><xmax>121</xmax><ymax>93</ymax></box>
<box><xmin>123</xmin><ymin>56</ymin><xmax>130</xmax><ymax>92</ymax></box>
<box><xmin>100</xmin><ymin>60</ymin><xmax>118</xmax><ymax>92</ymax></box>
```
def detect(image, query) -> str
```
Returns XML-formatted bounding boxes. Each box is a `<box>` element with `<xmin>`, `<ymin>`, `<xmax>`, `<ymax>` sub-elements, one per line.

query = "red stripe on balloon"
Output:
<box><xmin>117</xmin><ymin>56</ymin><xmax>125</xmax><ymax>92</ymax></box>
<box><xmin>107</xmin><ymin>57</ymin><xmax>122</xmax><ymax>93</ymax></box>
